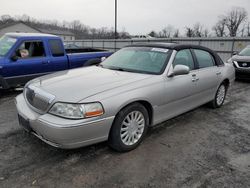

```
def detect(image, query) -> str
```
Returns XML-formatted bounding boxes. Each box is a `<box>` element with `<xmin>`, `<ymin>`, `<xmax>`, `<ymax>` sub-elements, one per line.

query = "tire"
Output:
<box><xmin>209</xmin><ymin>83</ymin><xmax>227</xmax><ymax>108</ymax></box>
<box><xmin>108</xmin><ymin>103</ymin><xmax>149</xmax><ymax>152</ymax></box>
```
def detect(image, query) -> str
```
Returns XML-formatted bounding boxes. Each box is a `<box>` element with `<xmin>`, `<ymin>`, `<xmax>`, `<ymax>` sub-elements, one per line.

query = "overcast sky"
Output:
<box><xmin>1</xmin><ymin>0</ymin><xmax>250</xmax><ymax>35</ymax></box>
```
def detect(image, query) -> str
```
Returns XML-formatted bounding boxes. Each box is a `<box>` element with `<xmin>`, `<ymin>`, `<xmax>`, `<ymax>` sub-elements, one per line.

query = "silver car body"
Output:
<box><xmin>15</xmin><ymin>44</ymin><xmax>235</xmax><ymax>149</ymax></box>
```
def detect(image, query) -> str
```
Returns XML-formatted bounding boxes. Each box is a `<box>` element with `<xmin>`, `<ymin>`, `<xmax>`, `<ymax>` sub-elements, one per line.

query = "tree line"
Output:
<box><xmin>0</xmin><ymin>7</ymin><xmax>249</xmax><ymax>39</ymax></box>
<box><xmin>149</xmin><ymin>7</ymin><xmax>250</xmax><ymax>38</ymax></box>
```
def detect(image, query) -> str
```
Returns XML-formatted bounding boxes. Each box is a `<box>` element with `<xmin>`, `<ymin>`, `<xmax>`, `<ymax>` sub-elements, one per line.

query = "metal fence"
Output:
<box><xmin>65</xmin><ymin>37</ymin><xmax>250</xmax><ymax>61</ymax></box>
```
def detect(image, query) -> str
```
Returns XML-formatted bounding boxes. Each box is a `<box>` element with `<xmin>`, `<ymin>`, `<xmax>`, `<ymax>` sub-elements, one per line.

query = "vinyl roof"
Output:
<box><xmin>127</xmin><ymin>42</ymin><xmax>214</xmax><ymax>51</ymax></box>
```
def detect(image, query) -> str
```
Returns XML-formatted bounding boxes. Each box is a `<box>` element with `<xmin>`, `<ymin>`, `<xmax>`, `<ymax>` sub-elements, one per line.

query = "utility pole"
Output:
<box><xmin>114</xmin><ymin>0</ymin><xmax>117</xmax><ymax>50</ymax></box>
<box><xmin>115</xmin><ymin>0</ymin><xmax>117</xmax><ymax>39</ymax></box>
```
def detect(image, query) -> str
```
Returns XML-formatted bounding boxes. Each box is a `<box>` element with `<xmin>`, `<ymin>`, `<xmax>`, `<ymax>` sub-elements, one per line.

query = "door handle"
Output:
<box><xmin>192</xmin><ymin>78</ymin><xmax>199</xmax><ymax>82</ymax></box>
<box><xmin>192</xmin><ymin>75</ymin><xmax>199</xmax><ymax>82</ymax></box>
<box><xmin>42</xmin><ymin>60</ymin><xmax>50</xmax><ymax>64</ymax></box>
<box><xmin>216</xmin><ymin>72</ymin><xmax>221</xmax><ymax>75</ymax></box>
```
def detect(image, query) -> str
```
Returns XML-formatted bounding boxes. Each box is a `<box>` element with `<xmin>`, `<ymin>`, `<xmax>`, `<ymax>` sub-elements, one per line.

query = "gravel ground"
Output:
<box><xmin>0</xmin><ymin>81</ymin><xmax>249</xmax><ymax>188</ymax></box>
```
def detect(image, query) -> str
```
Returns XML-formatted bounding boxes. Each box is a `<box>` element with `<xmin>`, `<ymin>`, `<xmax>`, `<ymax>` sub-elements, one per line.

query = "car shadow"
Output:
<box><xmin>0</xmin><ymin>88</ymin><xmax>23</xmax><ymax>98</ymax></box>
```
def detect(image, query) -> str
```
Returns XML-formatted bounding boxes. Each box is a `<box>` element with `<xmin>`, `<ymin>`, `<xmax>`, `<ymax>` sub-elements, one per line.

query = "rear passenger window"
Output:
<box><xmin>173</xmin><ymin>49</ymin><xmax>195</xmax><ymax>70</ymax></box>
<box><xmin>49</xmin><ymin>40</ymin><xmax>65</xmax><ymax>57</ymax></box>
<box><xmin>194</xmin><ymin>49</ymin><xmax>215</xmax><ymax>68</ymax></box>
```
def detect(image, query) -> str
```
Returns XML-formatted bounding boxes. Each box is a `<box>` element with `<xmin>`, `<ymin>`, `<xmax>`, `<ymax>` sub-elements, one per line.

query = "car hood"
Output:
<box><xmin>29</xmin><ymin>66</ymin><xmax>153</xmax><ymax>102</ymax></box>
<box><xmin>231</xmin><ymin>55</ymin><xmax>250</xmax><ymax>62</ymax></box>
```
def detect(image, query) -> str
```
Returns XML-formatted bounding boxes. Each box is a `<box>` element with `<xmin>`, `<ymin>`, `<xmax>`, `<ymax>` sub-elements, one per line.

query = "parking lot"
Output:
<box><xmin>0</xmin><ymin>81</ymin><xmax>249</xmax><ymax>188</ymax></box>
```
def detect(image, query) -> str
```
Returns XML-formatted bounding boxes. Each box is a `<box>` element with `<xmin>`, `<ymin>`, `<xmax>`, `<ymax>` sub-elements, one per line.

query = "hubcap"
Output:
<box><xmin>120</xmin><ymin>111</ymin><xmax>145</xmax><ymax>146</ymax></box>
<box><xmin>216</xmin><ymin>85</ymin><xmax>226</xmax><ymax>106</ymax></box>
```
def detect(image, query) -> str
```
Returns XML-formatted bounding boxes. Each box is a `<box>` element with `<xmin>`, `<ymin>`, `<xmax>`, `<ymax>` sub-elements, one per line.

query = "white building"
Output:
<box><xmin>0</xmin><ymin>22</ymin><xmax>75</xmax><ymax>41</ymax></box>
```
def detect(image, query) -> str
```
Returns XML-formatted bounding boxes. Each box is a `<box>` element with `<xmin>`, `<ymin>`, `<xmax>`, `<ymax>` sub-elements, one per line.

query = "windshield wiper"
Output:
<box><xmin>108</xmin><ymin>67</ymin><xmax>126</xmax><ymax>71</ymax></box>
<box><xmin>97</xmin><ymin>64</ymin><xmax>104</xmax><ymax>67</ymax></box>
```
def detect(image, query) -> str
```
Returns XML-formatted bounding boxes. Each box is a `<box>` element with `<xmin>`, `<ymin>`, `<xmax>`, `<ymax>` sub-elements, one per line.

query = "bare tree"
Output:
<box><xmin>0</xmin><ymin>14</ymin><xmax>14</xmax><ymax>24</ymax></box>
<box><xmin>173</xmin><ymin>29</ymin><xmax>179</xmax><ymax>38</ymax></box>
<box><xmin>247</xmin><ymin>22</ymin><xmax>250</xmax><ymax>37</ymax></box>
<box><xmin>193</xmin><ymin>23</ymin><xmax>204</xmax><ymax>37</ymax></box>
<box><xmin>225</xmin><ymin>7</ymin><xmax>248</xmax><ymax>37</ymax></box>
<box><xmin>213</xmin><ymin>17</ymin><xmax>227</xmax><ymax>37</ymax></box>
<box><xmin>148</xmin><ymin>31</ymin><xmax>157</xmax><ymax>37</ymax></box>
<box><xmin>185</xmin><ymin>27</ymin><xmax>194</xmax><ymax>37</ymax></box>
<box><xmin>161</xmin><ymin>25</ymin><xmax>174</xmax><ymax>38</ymax></box>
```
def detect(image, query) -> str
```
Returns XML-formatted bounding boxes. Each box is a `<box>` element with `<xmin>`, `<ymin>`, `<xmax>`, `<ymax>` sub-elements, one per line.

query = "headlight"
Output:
<box><xmin>49</xmin><ymin>102</ymin><xmax>104</xmax><ymax>119</ymax></box>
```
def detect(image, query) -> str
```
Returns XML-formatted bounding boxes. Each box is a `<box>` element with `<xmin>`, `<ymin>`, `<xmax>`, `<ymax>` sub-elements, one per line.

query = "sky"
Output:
<box><xmin>0</xmin><ymin>0</ymin><xmax>250</xmax><ymax>35</ymax></box>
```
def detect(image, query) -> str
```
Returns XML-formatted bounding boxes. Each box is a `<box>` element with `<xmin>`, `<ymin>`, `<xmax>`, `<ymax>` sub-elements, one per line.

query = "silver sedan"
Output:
<box><xmin>15</xmin><ymin>43</ymin><xmax>235</xmax><ymax>152</ymax></box>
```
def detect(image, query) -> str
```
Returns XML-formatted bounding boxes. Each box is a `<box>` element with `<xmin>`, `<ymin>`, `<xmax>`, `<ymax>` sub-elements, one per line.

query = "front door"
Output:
<box><xmin>157</xmin><ymin>49</ymin><xmax>199</xmax><ymax>122</ymax></box>
<box><xmin>5</xmin><ymin>40</ymin><xmax>53</xmax><ymax>86</ymax></box>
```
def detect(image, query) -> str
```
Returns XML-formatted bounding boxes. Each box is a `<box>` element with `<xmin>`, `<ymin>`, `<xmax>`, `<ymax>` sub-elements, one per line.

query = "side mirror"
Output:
<box><xmin>10</xmin><ymin>55</ymin><xmax>18</xmax><ymax>62</ymax></box>
<box><xmin>101</xmin><ymin>57</ymin><xmax>106</xmax><ymax>62</ymax></box>
<box><xmin>232</xmin><ymin>51</ymin><xmax>238</xmax><ymax>55</ymax></box>
<box><xmin>169</xmin><ymin>65</ymin><xmax>190</xmax><ymax>77</ymax></box>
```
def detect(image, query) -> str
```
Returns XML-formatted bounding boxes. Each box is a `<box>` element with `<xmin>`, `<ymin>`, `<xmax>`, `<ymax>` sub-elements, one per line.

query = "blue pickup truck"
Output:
<box><xmin>0</xmin><ymin>33</ymin><xmax>112</xmax><ymax>89</ymax></box>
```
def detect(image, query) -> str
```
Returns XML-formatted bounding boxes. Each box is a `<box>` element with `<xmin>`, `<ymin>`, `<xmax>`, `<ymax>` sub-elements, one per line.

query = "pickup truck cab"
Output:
<box><xmin>0</xmin><ymin>33</ymin><xmax>112</xmax><ymax>89</ymax></box>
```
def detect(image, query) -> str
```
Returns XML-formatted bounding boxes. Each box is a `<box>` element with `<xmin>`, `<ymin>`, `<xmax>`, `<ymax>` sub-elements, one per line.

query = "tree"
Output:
<box><xmin>161</xmin><ymin>25</ymin><xmax>174</xmax><ymax>38</ymax></box>
<box><xmin>213</xmin><ymin>17</ymin><xmax>227</xmax><ymax>37</ymax></box>
<box><xmin>0</xmin><ymin>14</ymin><xmax>14</xmax><ymax>24</ymax></box>
<box><xmin>247</xmin><ymin>22</ymin><xmax>250</xmax><ymax>37</ymax></box>
<box><xmin>148</xmin><ymin>31</ymin><xmax>157</xmax><ymax>37</ymax></box>
<box><xmin>225</xmin><ymin>7</ymin><xmax>248</xmax><ymax>37</ymax></box>
<box><xmin>173</xmin><ymin>29</ymin><xmax>179</xmax><ymax>38</ymax></box>
<box><xmin>185</xmin><ymin>27</ymin><xmax>194</xmax><ymax>37</ymax></box>
<box><xmin>193</xmin><ymin>23</ymin><xmax>203</xmax><ymax>37</ymax></box>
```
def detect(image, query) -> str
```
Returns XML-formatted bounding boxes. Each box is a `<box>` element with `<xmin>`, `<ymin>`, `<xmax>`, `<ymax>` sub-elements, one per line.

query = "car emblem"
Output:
<box><xmin>242</xmin><ymin>63</ymin><xmax>248</xmax><ymax>67</ymax></box>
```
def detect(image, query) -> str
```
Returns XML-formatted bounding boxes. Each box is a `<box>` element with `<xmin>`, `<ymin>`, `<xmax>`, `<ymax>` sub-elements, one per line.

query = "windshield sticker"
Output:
<box><xmin>151</xmin><ymin>48</ymin><xmax>169</xmax><ymax>53</ymax></box>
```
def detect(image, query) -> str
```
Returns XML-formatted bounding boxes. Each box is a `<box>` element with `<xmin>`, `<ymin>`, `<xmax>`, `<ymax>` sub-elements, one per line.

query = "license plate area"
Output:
<box><xmin>18</xmin><ymin>114</ymin><xmax>32</xmax><ymax>132</ymax></box>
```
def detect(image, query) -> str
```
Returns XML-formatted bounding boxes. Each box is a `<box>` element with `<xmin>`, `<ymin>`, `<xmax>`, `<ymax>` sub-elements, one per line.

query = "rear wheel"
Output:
<box><xmin>209</xmin><ymin>83</ymin><xmax>227</xmax><ymax>108</ymax></box>
<box><xmin>108</xmin><ymin>103</ymin><xmax>149</xmax><ymax>152</ymax></box>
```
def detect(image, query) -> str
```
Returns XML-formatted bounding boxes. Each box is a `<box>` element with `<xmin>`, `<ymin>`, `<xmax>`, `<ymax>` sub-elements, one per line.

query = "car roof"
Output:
<box><xmin>127</xmin><ymin>42</ymin><xmax>214</xmax><ymax>52</ymax></box>
<box><xmin>5</xmin><ymin>32</ymin><xmax>59</xmax><ymax>39</ymax></box>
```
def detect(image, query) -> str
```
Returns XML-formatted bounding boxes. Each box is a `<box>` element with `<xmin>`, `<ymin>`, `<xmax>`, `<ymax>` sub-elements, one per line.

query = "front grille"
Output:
<box><xmin>237</xmin><ymin>61</ymin><xmax>250</xmax><ymax>68</ymax></box>
<box><xmin>25</xmin><ymin>85</ymin><xmax>55</xmax><ymax>113</ymax></box>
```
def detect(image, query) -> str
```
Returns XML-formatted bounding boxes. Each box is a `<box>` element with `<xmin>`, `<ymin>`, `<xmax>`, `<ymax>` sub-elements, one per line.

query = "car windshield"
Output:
<box><xmin>0</xmin><ymin>35</ymin><xmax>17</xmax><ymax>56</ymax></box>
<box><xmin>100</xmin><ymin>47</ymin><xmax>171</xmax><ymax>74</ymax></box>
<box><xmin>239</xmin><ymin>46</ymin><xmax>250</xmax><ymax>56</ymax></box>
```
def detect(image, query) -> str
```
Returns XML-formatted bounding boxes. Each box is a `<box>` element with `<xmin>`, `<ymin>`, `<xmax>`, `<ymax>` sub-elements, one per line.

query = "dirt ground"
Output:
<box><xmin>0</xmin><ymin>81</ymin><xmax>250</xmax><ymax>188</ymax></box>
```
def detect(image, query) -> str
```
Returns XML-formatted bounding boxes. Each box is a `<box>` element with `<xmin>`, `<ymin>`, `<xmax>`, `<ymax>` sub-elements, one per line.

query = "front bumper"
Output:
<box><xmin>15</xmin><ymin>94</ymin><xmax>115</xmax><ymax>149</ymax></box>
<box><xmin>235</xmin><ymin>67</ymin><xmax>250</xmax><ymax>80</ymax></box>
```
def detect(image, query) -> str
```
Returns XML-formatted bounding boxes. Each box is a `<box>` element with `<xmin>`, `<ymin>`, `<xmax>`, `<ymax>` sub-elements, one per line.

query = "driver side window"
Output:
<box><xmin>15</xmin><ymin>41</ymin><xmax>45</xmax><ymax>59</ymax></box>
<box><xmin>173</xmin><ymin>49</ymin><xmax>195</xmax><ymax>70</ymax></box>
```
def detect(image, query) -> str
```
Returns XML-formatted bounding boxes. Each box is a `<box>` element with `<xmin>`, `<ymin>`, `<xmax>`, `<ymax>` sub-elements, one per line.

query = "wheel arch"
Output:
<box><xmin>113</xmin><ymin>99</ymin><xmax>154</xmax><ymax>127</ymax></box>
<box><xmin>221</xmin><ymin>78</ymin><xmax>230</xmax><ymax>90</ymax></box>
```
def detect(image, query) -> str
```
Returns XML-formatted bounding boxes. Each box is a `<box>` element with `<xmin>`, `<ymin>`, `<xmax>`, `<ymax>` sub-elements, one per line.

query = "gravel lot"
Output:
<box><xmin>0</xmin><ymin>81</ymin><xmax>250</xmax><ymax>188</ymax></box>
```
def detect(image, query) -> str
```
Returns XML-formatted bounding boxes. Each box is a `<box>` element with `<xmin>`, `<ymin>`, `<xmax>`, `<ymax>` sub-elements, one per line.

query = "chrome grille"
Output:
<box><xmin>25</xmin><ymin>85</ymin><xmax>55</xmax><ymax>113</ymax></box>
<box><xmin>237</xmin><ymin>62</ymin><xmax>250</xmax><ymax>68</ymax></box>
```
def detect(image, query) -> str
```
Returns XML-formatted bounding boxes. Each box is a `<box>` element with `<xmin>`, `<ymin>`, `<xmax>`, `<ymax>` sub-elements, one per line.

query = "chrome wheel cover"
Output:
<box><xmin>216</xmin><ymin>85</ymin><xmax>226</xmax><ymax>106</ymax></box>
<box><xmin>120</xmin><ymin>111</ymin><xmax>145</xmax><ymax>146</ymax></box>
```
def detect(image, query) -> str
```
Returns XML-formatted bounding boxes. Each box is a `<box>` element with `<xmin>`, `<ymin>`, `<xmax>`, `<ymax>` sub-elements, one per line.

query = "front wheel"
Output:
<box><xmin>209</xmin><ymin>83</ymin><xmax>227</xmax><ymax>108</ymax></box>
<box><xmin>108</xmin><ymin>103</ymin><xmax>149</xmax><ymax>152</ymax></box>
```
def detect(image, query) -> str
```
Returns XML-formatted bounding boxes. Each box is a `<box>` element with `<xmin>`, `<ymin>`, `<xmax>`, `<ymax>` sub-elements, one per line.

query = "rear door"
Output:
<box><xmin>191</xmin><ymin>49</ymin><xmax>222</xmax><ymax>104</ymax></box>
<box><xmin>47</xmin><ymin>39</ymin><xmax>68</xmax><ymax>71</ymax></box>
